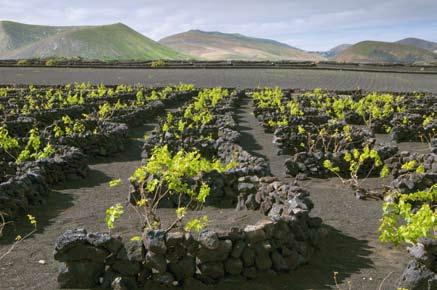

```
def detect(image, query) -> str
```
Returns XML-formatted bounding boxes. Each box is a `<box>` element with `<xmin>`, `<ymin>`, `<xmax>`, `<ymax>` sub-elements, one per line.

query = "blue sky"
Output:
<box><xmin>1</xmin><ymin>0</ymin><xmax>436</xmax><ymax>51</ymax></box>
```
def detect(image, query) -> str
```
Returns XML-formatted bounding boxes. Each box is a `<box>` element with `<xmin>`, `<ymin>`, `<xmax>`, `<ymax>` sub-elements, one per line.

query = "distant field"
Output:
<box><xmin>1</xmin><ymin>67</ymin><xmax>437</xmax><ymax>92</ymax></box>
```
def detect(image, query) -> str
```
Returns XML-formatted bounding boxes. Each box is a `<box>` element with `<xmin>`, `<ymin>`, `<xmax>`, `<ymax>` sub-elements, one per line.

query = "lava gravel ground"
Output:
<box><xmin>1</xmin><ymin>67</ymin><xmax>437</xmax><ymax>93</ymax></box>
<box><xmin>0</xmin><ymin>97</ymin><xmax>420</xmax><ymax>290</ymax></box>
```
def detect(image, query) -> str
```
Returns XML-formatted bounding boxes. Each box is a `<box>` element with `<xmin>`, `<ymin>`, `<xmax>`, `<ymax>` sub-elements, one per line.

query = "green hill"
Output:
<box><xmin>159</xmin><ymin>30</ymin><xmax>324</xmax><ymax>61</ymax></box>
<box><xmin>334</xmin><ymin>41</ymin><xmax>437</xmax><ymax>63</ymax></box>
<box><xmin>395</xmin><ymin>38</ymin><xmax>437</xmax><ymax>53</ymax></box>
<box><xmin>0</xmin><ymin>21</ymin><xmax>188</xmax><ymax>60</ymax></box>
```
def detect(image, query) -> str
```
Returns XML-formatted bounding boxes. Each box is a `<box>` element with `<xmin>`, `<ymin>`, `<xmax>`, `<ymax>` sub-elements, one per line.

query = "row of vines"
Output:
<box><xmin>250</xmin><ymin>88</ymin><xmax>436</xmax><ymax>246</ymax></box>
<box><xmin>0</xmin><ymin>82</ymin><xmax>197</xmax><ymax>259</ymax></box>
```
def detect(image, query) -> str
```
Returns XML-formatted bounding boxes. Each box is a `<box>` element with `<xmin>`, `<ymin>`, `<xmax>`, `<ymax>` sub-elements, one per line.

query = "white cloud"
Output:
<box><xmin>0</xmin><ymin>0</ymin><xmax>436</xmax><ymax>50</ymax></box>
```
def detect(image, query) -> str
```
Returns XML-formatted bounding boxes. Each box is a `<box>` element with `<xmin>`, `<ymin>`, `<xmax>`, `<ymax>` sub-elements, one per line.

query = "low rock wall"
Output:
<box><xmin>0</xmin><ymin>146</ymin><xmax>89</xmax><ymax>220</ymax></box>
<box><xmin>54</xmin><ymin>180</ymin><xmax>322</xmax><ymax>289</ymax></box>
<box><xmin>397</xmin><ymin>238</ymin><xmax>437</xmax><ymax>290</ymax></box>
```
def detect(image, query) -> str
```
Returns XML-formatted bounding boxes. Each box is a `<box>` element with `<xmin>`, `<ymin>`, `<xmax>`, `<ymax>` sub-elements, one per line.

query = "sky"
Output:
<box><xmin>1</xmin><ymin>0</ymin><xmax>436</xmax><ymax>51</ymax></box>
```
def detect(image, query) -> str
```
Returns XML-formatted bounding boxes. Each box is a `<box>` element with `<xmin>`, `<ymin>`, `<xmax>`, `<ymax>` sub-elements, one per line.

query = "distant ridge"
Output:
<box><xmin>334</xmin><ymin>40</ymin><xmax>437</xmax><ymax>63</ymax></box>
<box><xmin>159</xmin><ymin>30</ymin><xmax>324</xmax><ymax>61</ymax></box>
<box><xmin>2</xmin><ymin>21</ymin><xmax>436</xmax><ymax>63</ymax></box>
<box><xmin>0</xmin><ymin>21</ymin><xmax>188</xmax><ymax>60</ymax></box>
<box><xmin>395</xmin><ymin>37</ymin><xmax>437</xmax><ymax>53</ymax></box>
<box><xmin>319</xmin><ymin>44</ymin><xmax>352</xmax><ymax>58</ymax></box>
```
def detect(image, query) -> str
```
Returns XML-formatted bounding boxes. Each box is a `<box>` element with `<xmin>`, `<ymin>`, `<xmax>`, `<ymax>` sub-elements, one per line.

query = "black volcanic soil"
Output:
<box><xmin>224</xmin><ymin>98</ymin><xmax>410</xmax><ymax>290</ymax></box>
<box><xmin>0</xmin><ymin>97</ymin><xmax>424</xmax><ymax>290</ymax></box>
<box><xmin>1</xmin><ymin>67</ymin><xmax>437</xmax><ymax>93</ymax></box>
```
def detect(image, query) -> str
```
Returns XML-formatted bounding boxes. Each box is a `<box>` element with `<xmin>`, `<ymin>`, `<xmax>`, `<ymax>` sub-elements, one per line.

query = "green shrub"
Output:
<box><xmin>379</xmin><ymin>185</ymin><xmax>437</xmax><ymax>245</ymax></box>
<box><xmin>129</xmin><ymin>145</ymin><xmax>235</xmax><ymax>232</ymax></box>
<box><xmin>150</xmin><ymin>59</ymin><xmax>166</xmax><ymax>68</ymax></box>
<box><xmin>16</xmin><ymin>59</ymin><xmax>29</xmax><ymax>66</ymax></box>
<box><xmin>45</xmin><ymin>59</ymin><xmax>57</xmax><ymax>66</ymax></box>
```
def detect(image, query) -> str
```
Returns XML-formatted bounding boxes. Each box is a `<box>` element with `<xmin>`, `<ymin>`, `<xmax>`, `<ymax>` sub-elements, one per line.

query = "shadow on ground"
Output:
<box><xmin>141</xmin><ymin>225</ymin><xmax>373</xmax><ymax>290</ymax></box>
<box><xmin>53</xmin><ymin>168</ymin><xmax>112</xmax><ymax>190</ymax></box>
<box><xmin>91</xmin><ymin>129</ymin><xmax>152</xmax><ymax>165</ymax></box>
<box><xmin>286</xmin><ymin>225</ymin><xmax>374</xmax><ymax>289</ymax></box>
<box><xmin>0</xmin><ymin>189</ymin><xmax>74</xmax><ymax>245</ymax></box>
<box><xmin>0</xmin><ymin>166</ymin><xmax>113</xmax><ymax>246</ymax></box>
<box><xmin>215</xmin><ymin>225</ymin><xmax>373</xmax><ymax>290</ymax></box>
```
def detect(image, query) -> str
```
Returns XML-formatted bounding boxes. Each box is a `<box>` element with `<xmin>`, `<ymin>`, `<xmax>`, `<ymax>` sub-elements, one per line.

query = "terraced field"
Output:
<box><xmin>0</xmin><ymin>84</ymin><xmax>435</xmax><ymax>290</ymax></box>
<box><xmin>1</xmin><ymin>67</ymin><xmax>437</xmax><ymax>93</ymax></box>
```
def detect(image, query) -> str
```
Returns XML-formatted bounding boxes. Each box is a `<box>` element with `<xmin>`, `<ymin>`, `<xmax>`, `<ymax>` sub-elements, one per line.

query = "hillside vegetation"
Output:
<box><xmin>0</xmin><ymin>21</ymin><xmax>188</xmax><ymax>60</ymax></box>
<box><xmin>160</xmin><ymin>30</ymin><xmax>324</xmax><ymax>61</ymax></box>
<box><xmin>396</xmin><ymin>38</ymin><xmax>437</xmax><ymax>53</ymax></box>
<box><xmin>334</xmin><ymin>40</ymin><xmax>437</xmax><ymax>63</ymax></box>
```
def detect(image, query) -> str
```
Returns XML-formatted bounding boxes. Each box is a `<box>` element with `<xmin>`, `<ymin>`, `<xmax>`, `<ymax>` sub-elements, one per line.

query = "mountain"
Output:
<box><xmin>395</xmin><ymin>38</ymin><xmax>437</xmax><ymax>53</ymax></box>
<box><xmin>159</xmin><ymin>30</ymin><xmax>324</xmax><ymax>61</ymax></box>
<box><xmin>324</xmin><ymin>43</ymin><xmax>353</xmax><ymax>57</ymax></box>
<box><xmin>0</xmin><ymin>21</ymin><xmax>188</xmax><ymax>60</ymax></box>
<box><xmin>320</xmin><ymin>44</ymin><xmax>352</xmax><ymax>58</ymax></box>
<box><xmin>334</xmin><ymin>41</ymin><xmax>437</xmax><ymax>63</ymax></box>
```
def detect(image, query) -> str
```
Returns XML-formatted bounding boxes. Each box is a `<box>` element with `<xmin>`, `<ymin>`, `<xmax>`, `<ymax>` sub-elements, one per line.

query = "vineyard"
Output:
<box><xmin>0</xmin><ymin>84</ymin><xmax>435</xmax><ymax>290</ymax></box>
